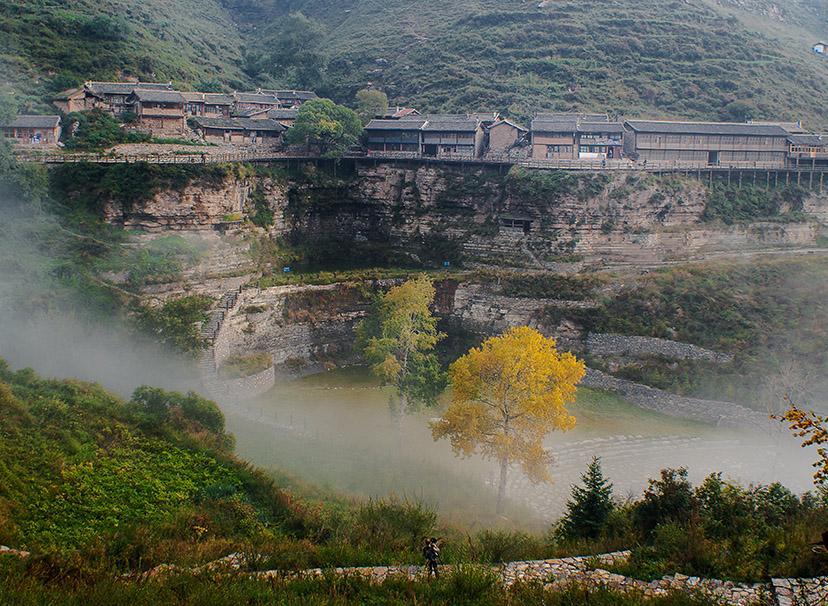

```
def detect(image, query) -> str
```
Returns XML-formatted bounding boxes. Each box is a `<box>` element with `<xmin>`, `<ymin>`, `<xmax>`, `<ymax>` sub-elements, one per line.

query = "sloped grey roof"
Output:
<box><xmin>256</xmin><ymin>89</ymin><xmax>317</xmax><ymax>101</ymax></box>
<box><xmin>130</xmin><ymin>89</ymin><xmax>186</xmax><ymax>104</ymax></box>
<box><xmin>267</xmin><ymin>108</ymin><xmax>299</xmax><ymax>120</ymax></box>
<box><xmin>192</xmin><ymin>117</ymin><xmax>285</xmax><ymax>132</ymax></box>
<box><xmin>235</xmin><ymin>92</ymin><xmax>280</xmax><ymax>104</ymax></box>
<box><xmin>3</xmin><ymin>115</ymin><xmax>61</xmax><ymax>129</ymax></box>
<box><xmin>578</xmin><ymin>122</ymin><xmax>624</xmax><ymax>134</ymax></box>
<box><xmin>181</xmin><ymin>92</ymin><xmax>234</xmax><ymax>105</ymax></box>
<box><xmin>488</xmin><ymin>119</ymin><xmax>528</xmax><ymax>132</ymax></box>
<box><xmin>788</xmin><ymin>133</ymin><xmax>828</xmax><ymax>146</ymax></box>
<box><xmin>532</xmin><ymin>117</ymin><xmax>578</xmax><ymax>132</ymax></box>
<box><xmin>624</xmin><ymin>120</ymin><xmax>788</xmax><ymax>137</ymax></box>
<box><xmin>422</xmin><ymin>116</ymin><xmax>481</xmax><ymax>132</ymax></box>
<box><xmin>88</xmin><ymin>81</ymin><xmax>172</xmax><ymax>95</ymax></box>
<box><xmin>535</xmin><ymin>112</ymin><xmax>609</xmax><ymax>122</ymax></box>
<box><xmin>365</xmin><ymin>119</ymin><xmax>426</xmax><ymax>131</ymax></box>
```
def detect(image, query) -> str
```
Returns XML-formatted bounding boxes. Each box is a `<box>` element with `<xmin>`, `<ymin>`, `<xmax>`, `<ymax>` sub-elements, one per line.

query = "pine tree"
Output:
<box><xmin>560</xmin><ymin>456</ymin><xmax>614</xmax><ymax>540</ymax></box>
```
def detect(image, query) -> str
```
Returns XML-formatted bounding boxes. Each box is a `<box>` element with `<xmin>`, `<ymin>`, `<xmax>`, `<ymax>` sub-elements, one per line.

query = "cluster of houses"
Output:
<box><xmin>365</xmin><ymin>110</ymin><xmax>828</xmax><ymax>169</ymax></box>
<box><xmin>2</xmin><ymin>80</ymin><xmax>828</xmax><ymax>170</ymax></box>
<box><xmin>25</xmin><ymin>81</ymin><xmax>314</xmax><ymax>145</ymax></box>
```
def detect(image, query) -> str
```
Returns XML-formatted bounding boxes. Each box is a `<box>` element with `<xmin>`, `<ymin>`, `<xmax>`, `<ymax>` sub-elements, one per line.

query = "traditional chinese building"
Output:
<box><xmin>126</xmin><ymin>89</ymin><xmax>187</xmax><ymax>134</ymax></box>
<box><xmin>623</xmin><ymin>120</ymin><xmax>789</xmax><ymax>167</ymax></box>
<box><xmin>486</xmin><ymin>119</ymin><xmax>528</xmax><ymax>155</ymax></box>
<box><xmin>182</xmin><ymin>93</ymin><xmax>234</xmax><ymax>118</ymax></box>
<box><xmin>1</xmin><ymin>115</ymin><xmax>62</xmax><ymax>145</ymax></box>
<box><xmin>192</xmin><ymin>117</ymin><xmax>285</xmax><ymax>146</ymax></box>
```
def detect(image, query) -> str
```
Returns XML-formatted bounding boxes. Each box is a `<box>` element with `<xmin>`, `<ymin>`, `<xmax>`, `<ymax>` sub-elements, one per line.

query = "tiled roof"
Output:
<box><xmin>383</xmin><ymin>107</ymin><xmax>420</xmax><ymax>119</ymax></box>
<box><xmin>422</xmin><ymin>116</ymin><xmax>481</xmax><ymax>132</ymax></box>
<box><xmin>535</xmin><ymin>112</ymin><xmax>609</xmax><ymax>122</ymax></box>
<box><xmin>181</xmin><ymin>92</ymin><xmax>234</xmax><ymax>105</ymax></box>
<box><xmin>578</xmin><ymin>122</ymin><xmax>624</xmax><ymax>134</ymax></box>
<box><xmin>267</xmin><ymin>109</ymin><xmax>299</xmax><ymax>120</ymax></box>
<box><xmin>192</xmin><ymin>117</ymin><xmax>286</xmax><ymax>132</ymax></box>
<box><xmin>365</xmin><ymin>119</ymin><xmax>427</xmax><ymax>131</ymax></box>
<box><xmin>235</xmin><ymin>92</ymin><xmax>281</xmax><ymax>104</ymax></box>
<box><xmin>624</xmin><ymin>120</ymin><xmax>788</xmax><ymax>137</ymax></box>
<box><xmin>130</xmin><ymin>89</ymin><xmax>186</xmax><ymax>104</ymax></box>
<box><xmin>4</xmin><ymin>115</ymin><xmax>61</xmax><ymax>128</ymax></box>
<box><xmin>488</xmin><ymin>119</ymin><xmax>528</xmax><ymax>132</ymax></box>
<box><xmin>87</xmin><ymin>81</ymin><xmax>172</xmax><ymax>95</ymax></box>
<box><xmin>256</xmin><ymin>89</ymin><xmax>317</xmax><ymax>101</ymax></box>
<box><xmin>788</xmin><ymin>133</ymin><xmax>828</xmax><ymax>146</ymax></box>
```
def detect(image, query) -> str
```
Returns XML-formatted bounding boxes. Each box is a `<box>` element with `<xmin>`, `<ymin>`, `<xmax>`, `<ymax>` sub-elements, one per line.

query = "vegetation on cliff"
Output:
<box><xmin>544</xmin><ymin>257</ymin><xmax>828</xmax><ymax>408</ymax></box>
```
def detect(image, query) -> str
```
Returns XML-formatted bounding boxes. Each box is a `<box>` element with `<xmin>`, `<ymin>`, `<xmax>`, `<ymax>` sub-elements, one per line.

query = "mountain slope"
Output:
<box><xmin>254</xmin><ymin>0</ymin><xmax>828</xmax><ymax>126</ymax></box>
<box><xmin>0</xmin><ymin>0</ymin><xmax>250</xmax><ymax>110</ymax></box>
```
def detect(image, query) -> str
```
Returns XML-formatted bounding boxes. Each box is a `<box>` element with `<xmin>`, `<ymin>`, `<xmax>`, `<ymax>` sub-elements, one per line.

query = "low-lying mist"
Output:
<box><xmin>0</xmin><ymin>189</ymin><xmax>823</xmax><ymax>527</ymax></box>
<box><xmin>0</xmin><ymin>193</ymin><xmax>196</xmax><ymax>396</ymax></box>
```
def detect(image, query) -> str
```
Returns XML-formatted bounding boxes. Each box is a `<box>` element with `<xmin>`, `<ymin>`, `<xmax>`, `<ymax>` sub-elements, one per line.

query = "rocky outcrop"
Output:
<box><xmin>97</xmin><ymin>162</ymin><xmax>828</xmax><ymax>267</ymax></box>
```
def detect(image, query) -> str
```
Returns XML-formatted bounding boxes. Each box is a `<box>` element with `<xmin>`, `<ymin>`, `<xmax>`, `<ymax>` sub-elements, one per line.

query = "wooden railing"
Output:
<box><xmin>14</xmin><ymin>148</ymin><xmax>828</xmax><ymax>173</ymax></box>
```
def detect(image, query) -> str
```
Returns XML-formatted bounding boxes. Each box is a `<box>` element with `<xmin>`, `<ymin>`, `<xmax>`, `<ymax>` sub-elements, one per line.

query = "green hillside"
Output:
<box><xmin>4</xmin><ymin>0</ymin><xmax>828</xmax><ymax>125</ymax></box>
<box><xmin>0</xmin><ymin>0</ymin><xmax>250</xmax><ymax>111</ymax></box>
<box><xmin>244</xmin><ymin>0</ymin><xmax>828</xmax><ymax>126</ymax></box>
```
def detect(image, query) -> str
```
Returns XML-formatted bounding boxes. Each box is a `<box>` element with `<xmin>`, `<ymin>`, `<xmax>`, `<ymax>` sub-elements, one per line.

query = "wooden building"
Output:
<box><xmin>1</xmin><ymin>115</ymin><xmax>61</xmax><ymax>145</ymax></box>
<box><xmin>420</xmin><ymin>115</ymin><xmax>484</xmax><ymax>158</ymax></box>
<box><xmin>233</xmin><ymin>93</ymin><xmax>282</xmax><ymax>112</ymax></box>
<box><xmin>531</xmin><ymin>113</ymin><xmax>622</xmax><ymax>160</ymax></box>
<box><xmin>576</xmin><ymin>122</ymin><xmax>624</xmax><ymax>159</ymax></box>
<box><xmin>52</xmin><ymin>87</ymin><xmax>91</xmax><ymax>114</ymax></box>
<box><xmin>255</xmin><ymin>89</ymin><xmax>317</xmax><ymax>108</ymax></box>
<box><xmin>486</xmin><ymin>119</ymin><xmax>528</xmax><ymax>155</ymax></box>
<box><xmin>85</xmin><ymin>81</ymin><xmax>174</xmax><ymax>115</ymax></box>
<box><xmin>192</xmin><ymin>117</ymin><xmax>285</xmax><ymax>146</ymax></box>
<box><xmin>788</xmin><ymin>134</ymin><xmax>828</xmax><ymax>167</ymax></box>
<box><xmin>127</xmin><ymin>89</ymin><xmax>187</xmax><ymax>134</ymax></box>
<box><xmin>182</xmin><ymin>93</ymin><xmax>234</xmax><ymax>118</ymax></box>
<box><xmin>364</xmin><ymin>119</ymin><xmax>425</xmax><ymax>153</ymax></box>
<box><xmin>623</xmin><ymin>120</ymin><xmax>789</xmax><ymax>167</ymax></box>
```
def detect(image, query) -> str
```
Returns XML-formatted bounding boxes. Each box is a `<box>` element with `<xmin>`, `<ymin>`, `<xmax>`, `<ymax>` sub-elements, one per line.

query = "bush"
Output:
<box><xmin>133</xmin><ymin>295</ymin><xmax>212</xmax><ymax>354</ymax></box>
<box><xmin>218</xmin><ymin>353</ymin><xmax>273</xmax><ymax>379</ymax></box>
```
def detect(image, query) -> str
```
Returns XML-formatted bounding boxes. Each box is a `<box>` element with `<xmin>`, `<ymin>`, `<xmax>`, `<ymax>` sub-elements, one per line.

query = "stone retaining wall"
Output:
<box><xmin>773</xmin><ymin>577</ymin><xmax>828</xmax><ymax>606</ymax></box>
<box><xmin>582</xmin><ymin>368</ymin><xmax>769</xmax><ymax>428</ymax></box>
<box><xmin>183</xmin><ymin>549</ymin><xmax>826</xmax><ymax>605</ymax></box>
<box><xmin>203</xmin><ymin>366</ymin><xmax>276</xmax><ymax>402</ymax></box>
<box><xmin>586</xmin><ymin>333</ymin><xmax>734</xmax><ymax>364</ymax></box>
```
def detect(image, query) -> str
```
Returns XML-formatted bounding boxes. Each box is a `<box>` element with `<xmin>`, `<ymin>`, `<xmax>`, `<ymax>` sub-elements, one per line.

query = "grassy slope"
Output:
<box><xmin>0</xmin><ymin>0</ymin><xmax>250</xmax><ymax>111</ymax></box>
<box><xmin>0</xmin><ymin>361</ymin><xmax>307</xmax><ymax>562</ymax></box>
<box><xmin>260</xmin><ymin>0</ymin><xmax>828</xmax><ymax>126</ymax></box>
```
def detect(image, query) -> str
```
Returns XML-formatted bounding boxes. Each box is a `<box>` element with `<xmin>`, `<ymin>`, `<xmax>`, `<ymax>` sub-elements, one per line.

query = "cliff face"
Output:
<box><xmin>99</xmin><ymin>161</ymin><xmax>828</xmax><ymax>266</ymax></box>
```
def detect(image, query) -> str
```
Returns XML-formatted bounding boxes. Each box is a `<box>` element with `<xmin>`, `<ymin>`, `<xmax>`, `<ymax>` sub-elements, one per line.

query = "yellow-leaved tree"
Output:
<box><xmin>432</xmin><ymin>326</ymin><xmax>585</xmax><ymax>513</ymax></box>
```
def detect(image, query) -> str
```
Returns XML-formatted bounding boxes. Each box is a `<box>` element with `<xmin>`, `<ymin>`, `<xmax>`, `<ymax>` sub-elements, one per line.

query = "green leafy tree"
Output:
<box><xmin>355</xmin><ymin>89</ymin><xmax>388</xmax><ymax>124</ymax></box>
<box><xmin>356</xmin><ymin>275</ymin><xmax>446</xmax><ymax>421</ymax></box>
<box><xmin>134</xmin><ymin>294</ymin><xmax>212</xmax><ymax>354</ymax></box>
<box><xmin>285</xmin><ymin>98</ymin><xmax>363</xmax><ymax>157</ymax></box>
<box><xmin>265</xmin><ymin>12</ymin><xmax>326</xmax><ymax>88</ymax></box>
<box><xmin>559</xmin><ymin>457</ymin><xmax>615</xmax><ymax>540</ymax></box>
<box><xmin>634</xmin><ymin>467</ymin><xmax>696</xmax><ymax>534</ymax></box>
